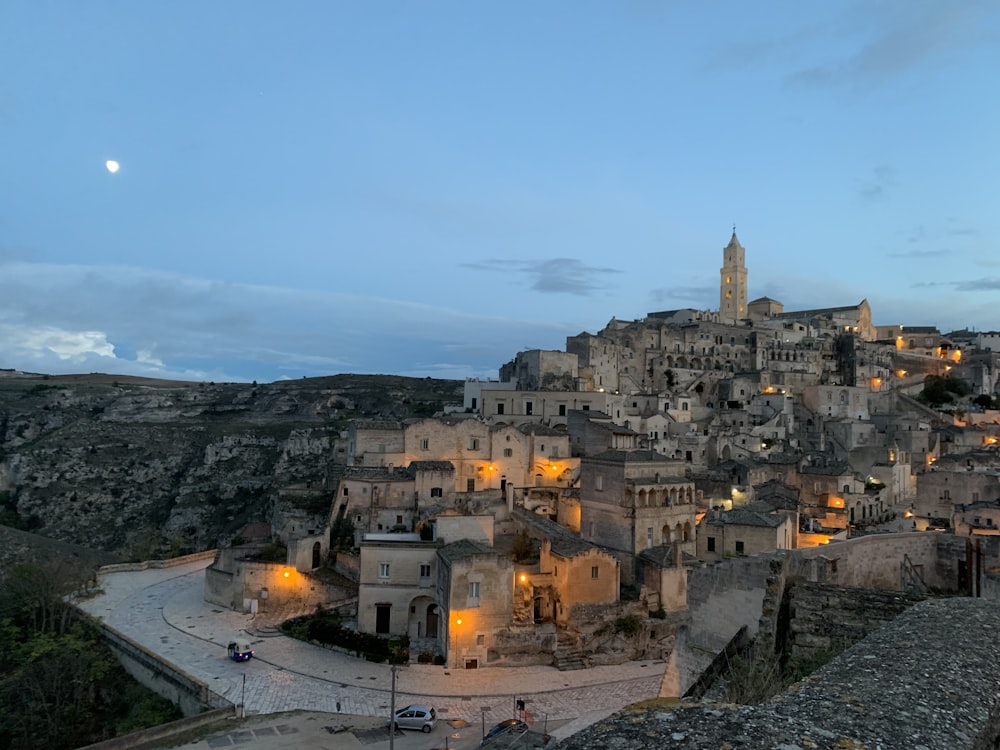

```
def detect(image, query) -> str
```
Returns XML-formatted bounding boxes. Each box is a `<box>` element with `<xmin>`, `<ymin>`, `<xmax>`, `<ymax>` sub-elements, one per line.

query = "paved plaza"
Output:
<box><xmin>76</xmin><ymin>559</ymin><xmax>666</xmax><ymax>744</ymax></box>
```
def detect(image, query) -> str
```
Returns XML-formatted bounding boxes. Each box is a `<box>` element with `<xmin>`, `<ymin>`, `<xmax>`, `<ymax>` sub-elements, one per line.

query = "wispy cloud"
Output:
<box><xmin>858</xmin><ymin>164</ymin><xmax>894</xmax><ymax>200</ymax></box>
<box><xmin>788</xmin><ymin>2</ymin><xmax>997</xmax><ymax>90</ymax></box>
<box><xmin>912</xmin><ymin>277</ymin><xmax>1000</xmax><ymax>291</ymax></box>
<box><xmin>463</xmin><ymin>258</ymin><xmax>621</xmax><ymax>296</ymax></box>
<box><xmin>887</xmin><ymin>249</ymin><xmax>948</xmax><ymax>259</ymax></box>
<box><xmin>0</xmin><ymin>259</ymin><xmax>581</xmax><ymax>382</ymax></box>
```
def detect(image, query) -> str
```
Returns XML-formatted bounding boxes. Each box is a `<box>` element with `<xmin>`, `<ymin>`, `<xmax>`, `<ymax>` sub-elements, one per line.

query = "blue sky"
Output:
<box><xmin>1</xmin><ymin>1</ymin><xmax>998</xmax><ymax>383</ymax></box>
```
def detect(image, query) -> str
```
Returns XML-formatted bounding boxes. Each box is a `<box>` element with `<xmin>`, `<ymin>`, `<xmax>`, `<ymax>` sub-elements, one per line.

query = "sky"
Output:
<box><xmin>1</xmin><ymin>1</ymin><xmax>999</xmax><ymax>384</ymax></box>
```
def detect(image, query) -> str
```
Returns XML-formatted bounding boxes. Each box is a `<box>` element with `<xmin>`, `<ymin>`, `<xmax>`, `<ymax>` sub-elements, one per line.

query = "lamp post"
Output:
<box><xmin>388</xmin><ymin>664</ymin><xmax>398</xmax><ymax>750</ymax></box>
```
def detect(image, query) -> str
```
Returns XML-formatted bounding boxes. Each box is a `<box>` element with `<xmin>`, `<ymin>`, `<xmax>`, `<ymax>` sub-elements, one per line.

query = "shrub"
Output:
<box><xmin>614</xmin><ymin>614</ymin><xmax>645</xmax><ymax>638</ymax></box>
<box><xmin>649</xmin><ymin>607</ymin><xmax>667</xmax><ymax>620</ymax></box>
<box><xmin>511</xmin><ymin>530</ymin><xmax>534</xmax><ymax>563</ymax></box>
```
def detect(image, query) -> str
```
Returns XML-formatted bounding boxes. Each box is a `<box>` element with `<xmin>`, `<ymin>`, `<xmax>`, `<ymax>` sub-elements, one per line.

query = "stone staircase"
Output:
<box><xmin>553</xmin><ymin>632</ymin><xmax>587</xmax><ymax>671</ymax></box>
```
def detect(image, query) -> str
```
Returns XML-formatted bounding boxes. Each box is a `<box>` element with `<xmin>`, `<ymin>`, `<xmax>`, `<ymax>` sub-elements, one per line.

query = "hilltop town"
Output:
<box><xmin>205</xmin><ymin>230</ymin><xmax>1000</xmax><ymax>696</ymax></box>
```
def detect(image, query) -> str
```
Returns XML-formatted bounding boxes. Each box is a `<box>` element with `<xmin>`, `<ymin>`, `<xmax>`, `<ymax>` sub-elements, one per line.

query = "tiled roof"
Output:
<box><xmin>706</xmin><ymin>507</ymin><xmax>785</xmax><ymax>528</ymax></box>
<box><xmin>437</xmin><ymin>539</ymin><xmax>494</xmax><ymax>563</ymax></box>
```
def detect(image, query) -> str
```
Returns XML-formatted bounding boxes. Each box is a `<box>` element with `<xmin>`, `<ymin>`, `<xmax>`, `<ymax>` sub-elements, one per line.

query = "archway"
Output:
<box><xmin>311</xmin><ymin>541</ymin><xmax>321</xmax><ymax>569</ymax></box>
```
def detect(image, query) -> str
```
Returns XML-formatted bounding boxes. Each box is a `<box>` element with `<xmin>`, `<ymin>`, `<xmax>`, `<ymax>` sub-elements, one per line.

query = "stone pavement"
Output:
<box><xmin>76</xmin><ymin>559</ymin><xmax>665</xmax><ymax>742</ymax></box>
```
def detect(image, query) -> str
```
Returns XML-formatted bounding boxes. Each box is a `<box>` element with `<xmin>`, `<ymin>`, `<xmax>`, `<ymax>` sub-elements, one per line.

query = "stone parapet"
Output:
<box><xmin>559</xmin><ymin>597</ymin><xmax>1000</xmax><ymax>750</ymax></box>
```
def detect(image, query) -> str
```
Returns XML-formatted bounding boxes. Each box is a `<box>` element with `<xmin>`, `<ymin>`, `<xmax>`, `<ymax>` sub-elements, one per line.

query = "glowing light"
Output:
<box><xmin>456</xmin><ymin>618</ymin><xmax>462</xmax><ymax>625</ymax></box>
<box><xmin>105</xmin><ymin>159</ymin><xmax>120</xmax><ymax>173</ymax></box>
<box><xmin>283</xmin><ymin>571</ymin><xmax>290</xmax><ymax>578</ymax></box>
<box><xmin>519</xmin><ymin>574</ymin><xmax>527</xmax><ymax>583</ymax></box>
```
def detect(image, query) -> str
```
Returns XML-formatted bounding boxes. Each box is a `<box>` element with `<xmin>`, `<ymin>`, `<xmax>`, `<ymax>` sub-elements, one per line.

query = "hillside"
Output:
<box><xmin>0</xmin><ymin>370</ymin><xmax>464</xmax><ymax>558</ymax></box>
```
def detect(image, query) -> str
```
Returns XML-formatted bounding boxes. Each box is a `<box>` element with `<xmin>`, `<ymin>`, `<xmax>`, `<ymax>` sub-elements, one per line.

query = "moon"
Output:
<box><xmin>105</xmin><ymin>160</ymin><xmax>120</xmax><ymax>174</ymax></box>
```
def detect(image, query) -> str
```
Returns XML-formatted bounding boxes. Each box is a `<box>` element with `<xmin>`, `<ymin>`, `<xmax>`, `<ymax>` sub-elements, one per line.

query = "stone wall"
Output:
<box><xmin>87</xmin><ymin>617</ymin><xmax>229</xmax><ymax>717</ymax></box>
<box><xmin>787</xmin><ymin>582</ymin><xmax>925</xmax><ymax>660</ymax></box>
<box><xmin>561</xmin><ymin>598</ymin><xmax>1000</xmax><ymax>750</ymax></box>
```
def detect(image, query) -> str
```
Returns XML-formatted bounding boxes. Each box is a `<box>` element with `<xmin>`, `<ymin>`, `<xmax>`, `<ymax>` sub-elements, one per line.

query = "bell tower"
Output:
<box><xmin>719</xmin><ymin>227</ymin><xmax>748</xmax><ymax>323</ymax></box>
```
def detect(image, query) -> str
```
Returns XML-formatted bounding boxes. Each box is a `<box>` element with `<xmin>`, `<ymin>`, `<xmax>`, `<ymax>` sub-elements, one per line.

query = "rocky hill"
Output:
<box><xmin>0</xmin><ymin>370</ymin><xmax>463</xmax><ymax>559</ymax></box>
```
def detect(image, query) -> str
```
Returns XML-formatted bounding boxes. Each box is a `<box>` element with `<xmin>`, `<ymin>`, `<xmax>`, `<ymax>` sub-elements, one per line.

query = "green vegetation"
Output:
<box><xmin>252</xmin><ymin>541</ymin><xmax>288</xmax><ymax>563</ymax></box>
<box><xmin>724</xmin><ymin>640</ymin><xmax>849</xmax><ymax>705</ymax></box>
<box><xmin>917</xmin><ymin>374</ymin><xmax>971</xmax><ymax>407</ymax></box>
<box><xmin>0</xmin><ymin>490</ymin><xmax>42</xmax><ymax>532</ymax></box>
<box><xmin>281</xmin><ymin>605</ymin><xmax>409</xmax><ymax>664</ymax></box>
<box><xmin>329</xmin><ymin>515</ymin><xmax>356</xmax><ymax>551</ymax></box>
<box><xmin>0</xmin><ymin>563</ymin><xmax>181</xmax><ymax>749</ymax></box>
<box><xmin>510</xmin><ymin>530</ymin><xmax>534</xmax><ymax>563</ymax></box>
<box><xmin>595</xmin><ymin>613</ymin><xmax>646</xmax><ymax>638</ymax></box>
<box><xmin>973</xmin><ymin>394</ymin><xmax>1000</xmax><ymax>411</ymax></box>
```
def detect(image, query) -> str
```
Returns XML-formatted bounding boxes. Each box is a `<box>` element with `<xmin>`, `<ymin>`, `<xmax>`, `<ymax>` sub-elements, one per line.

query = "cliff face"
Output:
<box><xmin>0</xmin><ymin>371</ymin><xmax>462</xmax><ymax>558</ymax></box>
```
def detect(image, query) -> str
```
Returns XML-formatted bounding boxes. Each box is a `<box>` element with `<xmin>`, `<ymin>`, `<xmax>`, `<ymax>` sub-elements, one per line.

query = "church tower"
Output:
<box><xmin>719</xmin><ymin>227</ymin><xmax>748</xmax><ymax>323</ymax></box>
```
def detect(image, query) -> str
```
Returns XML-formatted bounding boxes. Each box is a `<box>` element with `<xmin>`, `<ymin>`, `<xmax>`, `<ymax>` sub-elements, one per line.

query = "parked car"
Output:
<box><xmin>390</xmin><ymin>704</ymin><xmax>436</xmax><ymax>733</ymax></box>
<box><xmin>481</xmin><ymin>719</ymin><xmax>528</xmax><ymax>746</ymax></box>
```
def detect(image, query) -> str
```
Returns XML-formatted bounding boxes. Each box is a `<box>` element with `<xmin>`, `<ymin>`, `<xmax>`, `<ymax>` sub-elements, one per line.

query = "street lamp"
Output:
<box><xmin>388</xmin><ymin>665</ymin><xmax>398</xmax><ymax>750</ymax></box>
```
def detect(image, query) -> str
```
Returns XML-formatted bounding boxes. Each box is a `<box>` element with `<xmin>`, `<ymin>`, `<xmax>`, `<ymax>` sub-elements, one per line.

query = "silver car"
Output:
<box><xmin>391</xmin><ymin>704</ymin><xmax>436</xmax><ymax>733</ymax></box>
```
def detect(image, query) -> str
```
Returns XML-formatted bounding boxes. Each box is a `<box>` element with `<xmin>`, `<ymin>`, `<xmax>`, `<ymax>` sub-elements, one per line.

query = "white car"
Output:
<box><xmin>391</xmin><ymin>704</ymin><xmax>436</xmax><ymax>733</ymax></box>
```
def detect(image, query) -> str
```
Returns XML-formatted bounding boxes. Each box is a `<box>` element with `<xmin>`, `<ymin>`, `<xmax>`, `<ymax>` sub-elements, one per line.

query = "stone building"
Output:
<box><xmin>578</xmin><ymin>450</ymin><xmax>697</xmax><ymax>584</ymax></box>
<box><xmin>438</xmin><ymin>539</ymin><xmax>514</xmax><ymax>669</ymax></box>
<box><xmin>696</xmin><ymin>507</ymin><xmax>791</xmax><ymax>561</ymax></box>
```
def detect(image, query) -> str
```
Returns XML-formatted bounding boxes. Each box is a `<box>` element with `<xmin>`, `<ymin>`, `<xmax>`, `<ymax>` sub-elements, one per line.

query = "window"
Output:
<box><xmin>496</xmin><ymin>403</ymin><xmax>505</xmax><ymax>415</ymax></box>
<box><xmin>476</xmin><ymin>634</ymin><xmax>485</xmax><ymax>646</ymax></box>
<box><xmin>559</xmin><ymin>404</ymin><xmax>566</xmax><ymax>416</ymax></box>
<box><xmin>469</xmin><ymin>581</ymin><xmax>480</xmax><ymax>599</ymax></box>
<box><xmin>551</xmin><ymin>447</ymin><xmax>559</xmax><ymax>458</ymax></box>
<box><xmin>342</xmin><ymin>487</ymin><xmax>348</xmax><ymax>496</ymax></box>
<box><xmin>707</xmin><ymin>537</ymin><xmax>716</xmax><ymax>552</ymax></box>
<box><xmin>646</xmin><ymin>528</ymin><xmax>653</xmax><ymax>548</ymax></box>
<box><xmin>525</xmin><ymin>401</ymin><xmax>533</xmax><ymax>416</ymax></box>
<box><xmin>419</xmin><ymin>564</ymin><xmax>431</xmax><ymax>578</ymax></box>
<box><xmin>470</xmin><ymin>438</ymin><xmax>480</xmax><ymax>450</ymax></box>
<box><xmin>503</xmin><ymin>448</ymin><xmax>512</xmax><ymax>457</ymax></box>
<box><xmin>735</xmin><ymin>541</ymin><xmax>745</xmax><ymax>555</ymax></box>
<box><xmin>379</xmin><ymin>563</ymin><xmax>390</xmax><ymax>578</ymax></box>
<box><xmin>581</xmin><ymin>404</ymin><xmax>589</xmax><ymax>412</ymax></box>
<box><xmin>396</xmin><ymin>515</ymin><xmax>403</xmax><ymax>524</ymax></box>
<box><xmin>591</xmin><ymin>566</ymin><xmax>599</xmax><ymax>579</ymax></box>
<box><xmin>595</xmin><ymin>476</ymin><xmax>603</xmax><ymax>491</ymax></box>
<box><xmin>420</xmin><ymin>438</ymin><xmax>429</xmax><ymax>451</ymax></box>
<box><xmin>430</xmin><ymin>487</ymin><xmax>443</xmax><ymax>498</ymax></box>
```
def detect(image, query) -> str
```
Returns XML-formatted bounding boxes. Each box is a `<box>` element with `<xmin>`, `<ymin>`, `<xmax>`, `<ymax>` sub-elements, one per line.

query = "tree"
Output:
<box><xmin>0</xmin><ymin>562</ymin><xmax>181</xmax><ymax>749</ymax></box>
